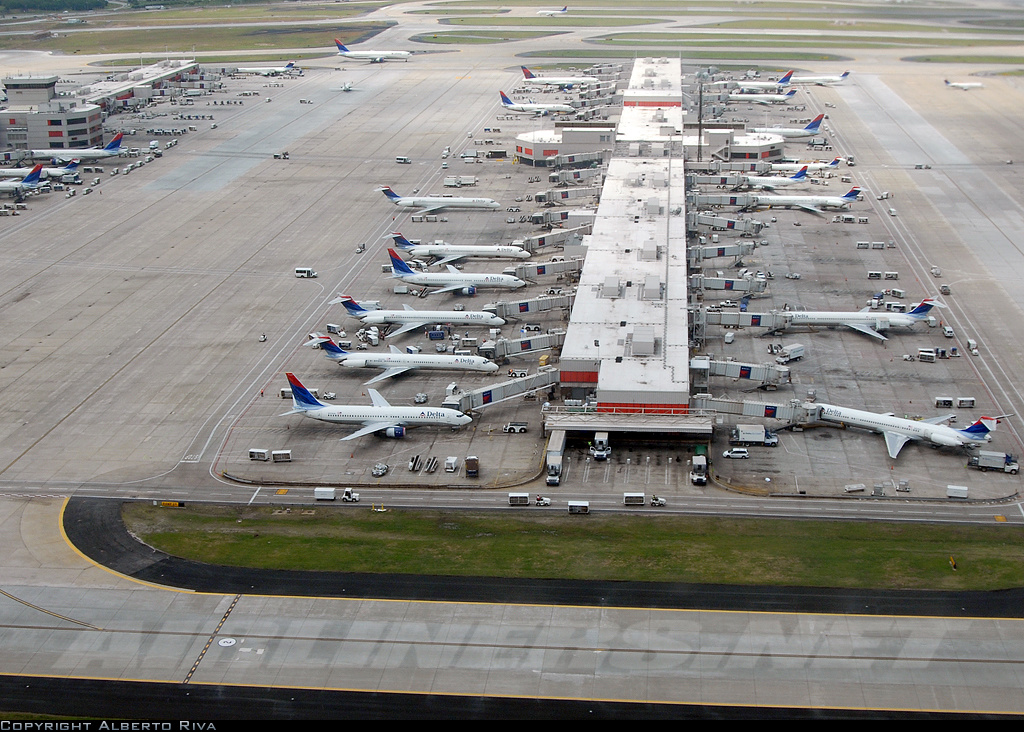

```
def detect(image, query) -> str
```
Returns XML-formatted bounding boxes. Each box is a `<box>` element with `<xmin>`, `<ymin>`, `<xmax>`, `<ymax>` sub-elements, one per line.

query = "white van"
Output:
<box><xmin>942</xmin><ymin>325</ymin><xmax>955</xmax><ymax>338</ymax></box>
<box><xmin>294</xmin><ymin>267</ymin><xmax>317</xmax><ymax>278</ymax></box>
<box><xmin>395</xmin><ymin>156</ymin><xmax>412</xmax><ymax>164</ymax></box>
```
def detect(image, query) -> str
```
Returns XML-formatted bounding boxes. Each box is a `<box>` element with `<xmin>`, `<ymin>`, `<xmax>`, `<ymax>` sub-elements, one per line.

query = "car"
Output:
<box><xmin>785</xmin><ymin>272</ymin><xmax>802</xmax><ymax>280</ymax></box>
<box><xmin>507</xmin><ymin>206</ymin><xmax>521</xmax><ymax>212</ymax></box>
<box><xmin>514</xmin><ymin>196</ymin><xmax>524</xmax><ymax>202</ymax></box>
<box><xmin>506</xmin><ymin>217</ymin><xmax>516</xmax><ymax>223</ymax></box>
<box><xmin>723</xmin><ymin>449</ymin><xmax>750</xmax><ymax>459</ymax></box>
<box><xmin>414</xmin><ymin>393</ymin><xmax>428</xmax><ymax>404</ymax></box>
<box><xmin>720</xmin><ymin>300</ymin><xmax>739</xmax><ymax>308</ymax></box>
<box><xmin>371</xmin><ymin>462</ymin><xmax>389</xmax><ymax>477</ymax></box>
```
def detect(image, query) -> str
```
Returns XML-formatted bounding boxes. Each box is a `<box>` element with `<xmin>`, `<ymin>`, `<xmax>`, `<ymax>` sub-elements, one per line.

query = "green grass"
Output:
<box><xmin>439</xmin><ymin>15</ymin><xmax>666</xmax><ymax>27</ymax></box>
<box><xmin>124</xmin><ymin>503</ymin><xmax>1024</xmax><ymax>591</ymax></box>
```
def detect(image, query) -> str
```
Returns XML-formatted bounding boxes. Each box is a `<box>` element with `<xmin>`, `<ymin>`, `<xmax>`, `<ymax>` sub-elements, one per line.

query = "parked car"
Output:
<box><xmin>723</xmin><ymin>448</ymin><xmax>750</xmax><ymax>459</ymax></box>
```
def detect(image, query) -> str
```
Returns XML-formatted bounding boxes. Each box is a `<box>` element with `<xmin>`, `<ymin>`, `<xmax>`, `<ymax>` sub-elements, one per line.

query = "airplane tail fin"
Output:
<box><xmin>335</xmin><ymin>39</ymin><xmax>349</xmax><ymax>52</ymax></box>
<box><xmin>337</xmin><ymin>296</ymin><xmax>368</xmax><ymax>316</ymax></box>
<box><xmin>791</xmin><ymin>166</ymin><xmax>808</xmax><ymax>180</ymax></box>
<box><xmin>804</xmin><ymin>114</ymin><xmax>825</xmax><ymax>132</ymax></box>
<box><xmin>829</xmin><ymin>157</ymin><xmax>842</xmax><ymax>167</ymax></box>
<box><xmin>908</xmin><ymin>298</ymin><xmax>937</xmax><ymax>318</ymax></box>
<box><xmin>521</xmin><ymin>66</ymin><xmax>536</xmax><ymax>79</ymax></box>
<box><xmin>842</xmin><ymin>187</ymin><xmax>861</xmax><ymax>200</ymax></box>
<box><xmin>63</xmin><ymin>159</ymin><xmax>81</xmax><ymax>171</ymax></box>
<box><xmin>379</xmin><ymin>186</ymin><xmax>402</xmax><ymax>203</ymax></box>
<box><xmin>104</xmin><ymin>133</ymin><xmax>123</xmax><ymax>151</ymax></box>
<box><xmin>499</xmin><ymin>91</ymin><xmax>514</xmax><ymax>106</ymax></box>
<box><xmin>285</xmin><ymin>62</ymin><xmax>295</xmax><ymax>69</ymax></box>
<box><xmin>284</xmin><ymin>373</ymin><xmax>325</xmax><ymax>413</ymax></box>
<box><xmin>960</xmin><ymin>417</ymin><xmax>997</xmax><ymax>438</ymax></box>
<box><xmin>389</xmin><ymin>232</ymin><xmax>415</xmax><ymax>249</ymax></box>
<box><xmin>785</xmin><ymin>89</ymin><xmax>797</xmax><ymax>97</ymax></box>
<box><xmin>22</xmin><ymin>165</ymin><xmax>43</xmax><ymax>186</ymax></box>
<box><xmin>312</xmin><ymin>337</ymin><xmax>347</xmax><ymax>360</ymax></box>
<box><xmin>778</xmin><ymin>70</ymin><xmax>794</xmax><ymax>85</ymax></box>
<box><xmin>387</xmin><ymin>248</ymin><xmax>416</xmax><ymax>277</ymax></box>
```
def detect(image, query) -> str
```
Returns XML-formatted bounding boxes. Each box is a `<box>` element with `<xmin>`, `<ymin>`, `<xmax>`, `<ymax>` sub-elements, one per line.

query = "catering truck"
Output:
<box><xmin>729</xmin><ymin>424</ymin><xmax>779</xmax><ymax>447</ymax></box>
<box><xmin>967</xmin><ymin>451</ymin><xmax>1019</xmax><ymax>475</ymax></box>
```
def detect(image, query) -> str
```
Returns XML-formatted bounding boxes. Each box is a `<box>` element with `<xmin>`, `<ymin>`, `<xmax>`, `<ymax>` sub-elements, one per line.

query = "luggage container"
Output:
<box><xmin>271</xmin><ymin>450</ymin><xmax>292</xmax><ymax>463</ymax></box>
<box><xmin>248</xmin><ymin>448</ymin><xmax>270</xmax><ymax>461</ymax></box>
<box><xmin>567</xmin><ymin>501</ymin><xmax>590</xmax><ymax>515</ymax></box>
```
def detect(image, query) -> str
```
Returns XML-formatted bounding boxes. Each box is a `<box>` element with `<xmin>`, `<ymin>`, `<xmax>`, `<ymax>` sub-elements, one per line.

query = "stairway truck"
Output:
<box><xmin>690</xmin><ymin>454</ymin><xmax>708</xmax><ymax>485</ymax></box>
<box><xmin>967</xmin><ymin>451</ymin><xmax>1020</xmax><ymax>475</ymax></box>
<box><xmin>730</xmin><ymin>424</ymin><xmax>779</xmax><ymax>447</ymax></box>
<box><xmin>775</xmin><ymin>343</ymin><xmax>805</xmax><ymax>365</ymax></box>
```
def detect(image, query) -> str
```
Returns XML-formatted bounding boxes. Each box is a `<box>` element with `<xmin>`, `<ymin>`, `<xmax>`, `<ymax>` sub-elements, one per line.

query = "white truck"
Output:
<box><xmin>775</xmin><ymin>343</ymin><xmax>805</xmax><ymax>365</ymax></box>
<box><xmin>589</xmin><ymin>431</ymin><xmax>611</xmax><ymax>461</ymax></box>
<box><xmin>967</xmin><ymin>451</ymin><xmax>1020</xmax><ymax>475</ymax></box>
<box><xmin>729</xmin><ymin>424</ymin><xmax>779</xmax><ymax>447</ymax></box>
<box><xmin>690</xmin><ymin>454</ymin><xmax>708</xmax><ymax>485</ymax></box>
<box><xmin>546</xmin><ymin>429</ymin><xmax>566</xmax><ymax>485</ymax></box>
<box><xmin>443</xmin><ymin>175</ymin><xmax>478</xmax><ymax>187</ymax></box>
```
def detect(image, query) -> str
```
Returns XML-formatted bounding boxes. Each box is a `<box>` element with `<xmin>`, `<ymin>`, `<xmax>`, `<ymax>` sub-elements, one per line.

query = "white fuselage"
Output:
<box><xmin>749</xmin><ymin>193</ymin><xmax>853</xmax><ymax>210</ymax></box>
<box><xmin>785</xmin><ymin>311</ymin><xmax>918</xmax><ymax>330</ymax></box>
<box><xmin>0</xmin><ymin>178</ymin><xmax>31</xmax><ymax>193</ymax></box>
<box><xmin>396</xmin><ymin>270</ymin><xmax>526</xmax><ymax>291</ymax></box>
<box><xmin>0</xmin><ymin>165</ymin><xmax>74</xmax><ymax>180</ymax></box>
<box><xmin>236</xmin><ymin>66</ymin><xmax>293</xmax><ymax>76</ymax></box>
<box><xmin>301</xmin><ymin>404</ymin><xmax>470</xmax><ymax>429</ymax></box>
<box><xmin>816</xmin><ymin>404</ymin><xmax>989</xmax><ymax>448</ymax></box>
<box><xmin>789</xmin><ymin>74</ymin><xmax>849</xmax><ymax>85</ymax></box>
<box><xmin>528</xmin><ymin>76</ymin><xmax>596</xmax><ymax>87</ymax></box>
<box><xmin>339</xmin><ymin>50</ymin><xmax>410</xmax><ymax>61</ymax></box>
<box><xmin>392</xmin><ymin>196</ymin><xmax>500</xmax><ymax>211</ymax></box>
<box><xmin>335</xmin><ymin>352</ymin><xmax>498</xmax><ymax>374</ymax></box>
<box><xmin>738</xmin><ymin>174</ymin><xmax>805</xmax><ymax>190</ymax></box>
<box><xmin>502</xmin><ymin>100</ymin><xmax>575</xmax><ymax>115</ymax></box>
<box><xmin>751</xmin><ymin>126</ymin><xmax>820</xmax><ymax>139</ymax></box>
<box><xmin>355</xmin><ymin>310</ymin><xmax>504</xmax><ymax>329</ymax></box>
<box><xmin>404</xmin><ymin>244</ymin><xmax>530</xmax><ymax>261</ymax></box>
<box><xmin>770</xmin><ymin>160</ymin><xmax>839</xmax><ymax>172</ymax></box>
<box><xmin>28</xmin><ymin>147</ymin><xmax>119</xmax><ymax>163</ymax></box>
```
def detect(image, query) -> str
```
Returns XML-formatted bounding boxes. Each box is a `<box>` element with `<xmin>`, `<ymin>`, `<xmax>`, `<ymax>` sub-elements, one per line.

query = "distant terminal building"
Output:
<box><xmin>0</xmin><ymin>76</ymin><xmax>103</xmax><ymax>151</ymax></box>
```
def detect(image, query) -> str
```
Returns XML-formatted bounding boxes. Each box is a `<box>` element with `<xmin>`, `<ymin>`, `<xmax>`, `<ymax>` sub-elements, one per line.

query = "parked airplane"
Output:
<box><xmin>520</xmin><ymin>66</ymin><xmax>597</xmax><ymax>88</ymax></box>
<box><xmin>0</xmin><ymin>164</ymin><xmax>43</xmax><ymax>196</ymax></box>
<box><xmin>499</xmin><ymin>91</ymin><xmax>575</xmax><ymax>117</ymax></box>
<box><xmin>235</xmin><ymin>62</ymin><xmax>296</xmax><ymax>76</ymax></box>
<box><xmin>537</xmin><ymin>5</ymin><xmax>568</xmax><ymax>15</ymax></box>
<box><xmin>770</xmin><ymin>156</ymin><xmax>842</xmax><ymax>173</ymax></box>
<box><xmin>389</xmin><ymin>232</ymin><xmax>530</xmax><ymax>266</ymax></box>
<box><xmin>308</xmin><ymin>336</ymin><xmax>498</xmax><ymax>385</ymax></box>
<box><xmin>0</xmin><ymin>159</ymin><xmax>79</xmax><ymax>180</ymax></box>
<box><xmin>745</xmin><ymin>187</ymin><xmax>861</xmax><ymax>215</ymax></box>
<box><xmin>733</xmin><ymin>166</ymin><xmax>808</xmax><ymax>191</ymax></box>
<box><xmin>27</xmin><ymin>133</ymin><xmax>123</xmax><ymax>163</ymax></box>
<box><xmin>333</xmin><ymin>296</ymin><xmax>506</xmax><ymax>338</ymax></box>
<box><xmin>379</xmin><ymin>186</ymin><xmax>500</xmax><ymax>214</ymax></box>
<box><xmin>388</xmin><ymin>249</ymin><xmax>525</xmax><ymax>296</ymax></box>
<box><xmin>282</xmin><ymin>372</ymin><xmax>471</xmax><ymax>440</ymax></box>
<box><xmin>776</xmin><ymin>299</ymin><xmax>938</xmax><ymax>341</ymax></box>
<box><xmin>727</xmin><ymin>89</ymin><xmax>798</xmax><ymax>105</ymax></box>
<box><xmin>945</xmin><ymin>79</ymin><xmax>983</xmax><ymax>90</ymax></box>
<box><xmin>789</xmin><ymin>70</ymin><xmax>851</xmax><ymax>86</ymax></box>
<box><xmin>815</xmin><ymin>402</ymin><xmax>996</xmax><ymax>459</ymax></box>
<box><xmin>752</xmin><ymin>113</ymin><xmax>825</xmax><ymax>139</ymax></box>
<box><xmin>737</xmin><ymin>71</ymin><xmax>793</xmax><ymax>91</ymax></box>
<box><xmin>339</xmin><ymin>81</ymin><xmax>354</xmax><ymax>92</ymax></box>
<box><xmin>335</xmin><ymin>39</ymin><xmax>410</xmax><ymax>62</ymax></box>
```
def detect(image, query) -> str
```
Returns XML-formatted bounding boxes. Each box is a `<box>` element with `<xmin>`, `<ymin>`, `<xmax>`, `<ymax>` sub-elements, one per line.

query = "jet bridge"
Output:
<box><xmin>690</xmin><ymin>212</ymin><xmax>764</xmax><ymax>236</ymax></box>
<box><xmin>503</xmin><ymin>259</ymin><xmax>583</xmax><ymax>282</ymax></box>
<box><xmin>545</xmin><ymin>150</ymin><xmax>610</xmax><ymax>169</ymax></box>
<box><xmin>441</xmin><ymin>367</ymin><xmax>561</xmax><ymax>412</ymax></box>
<box><xmin>688</xmin><ymin>241</ymin><xmax>758</xmax><ymax>268</ymax></box>
<box><xmin>484</xmin><ymin>293</ymin><xmax>576</xmax><ymax>319</ymax></box>
<box><xmin>478</xmin><ymin>329</ymin><xmax>567</xmax><ymax>362</ymax></box>
<box><xmin>519</xmin><ymin>224</ymin><xmax>592</xmax><ymax>253</ymax></box>
<box><xmin>688</xmin><ymin>173</ymin><xmax>746</xmax><ymax>188</ymax></box>
<box><xmin>535</xmin><ymin>187</ymin><xmax>601</xmax><ymax>204</ymax></box>
<box><xmin>689</xmin><ymin>192</ymin><xmax>757</xmax><ymax>209</ymax></box>
<box><xmin>549</xmin><ymin>168</ymin><xmax>604</xmax><ymax>186</ymax></box>
<box><xmin>690</xmin><ymin>274</ymin><xmax>768</xmax><ymax>294</ymax></box>
<box><xmin>689</xmin><ymin>394</ymin><xmax>812</xmax><ymax>425</ymax></box>
<box><xmin>690</xmin><ymin>356</ymin><xmax>791</xmax><ymax>391</ymax></box>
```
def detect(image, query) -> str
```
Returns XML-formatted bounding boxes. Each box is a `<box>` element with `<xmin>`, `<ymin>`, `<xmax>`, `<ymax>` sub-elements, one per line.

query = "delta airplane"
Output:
<box><xmin>379</xmin><ymin>186</ymin><xmax>501</xmax><ymax>214</ymax></box>
<box><xmin>537</xmin><ymin>5</ymin><xmax>568</xmax><ymax>15</ymax></box>
<box><xmin>789</xmin><ymin>70</ymin><xmax>851</xmax><ymax>86</ymax></box>
<box><xmin>815</xmin><ymin>402</ymin><xmax>997</xmax><ymax>459</ymax></box>
<box><xmin>333</xmin><ymin>296</ymin><xmax>506</xmax><ymax>338</ymax></box>
<box><xmin>282</xmin><ymin>372</ymin><xmax>471</xmax><ymax>440</ymax></box>
<box><xmin>737</xmin><ymin>71</ymin><xmax>793</xmax><ymax>91</ymax></box>
<box><xmin>751</xmin><ymin>113</ymin><xmax>825</xmax><ymax>139</ymax></box>
<box><xmin>945</xmin><ymin>79</ymin><xmax>983</xmax><ymax>90</ymax></box>
<box><xmin>235</xmin><ymin>62</ymin><xmax>297</xmax><ymax>76</ymax></box>
<box><xmin>521</xmin><ymin>66</ymin><xmax>597</xmax><ymax>88</ymax></box>
<box><xmin>733</xmin><ymin>166</ymin><xmax>808</xmax><ymax>191</ymax></box>
<box><xmin>335</xmin><ymin>39</ymin><xmax>410</xmax><ymax>62</ymax></box>
<box><xmin>389</xmin><ymin>231</ymin><xmax>530</xmax><ymax>266</ymax></box>
<box><xmin>0</xmin><ymin>159</ymin><xmax>79</xmax><ymax>180</ymax></box>
<box><xmin>27</xmin><ymin>133</ymin><xmax>123</xmax><ymax>163</ymax></box>
<box><xmin>727</xmin><ymin>89</ymin><xmax>798</xmax><ymax>106</ymax></box>
<box><xmin>0</xmin><ymin>164</ymin><xmax>42</xmax><ymax>196</ymax></box>
<box><xmin>308</xmin><ymin>336</ymin><xmax>498</xmax><ymax>385</ymax></box>
<box><xmin>745</xmin><ymin>186</ymin><xmax>861</xmax><ymax>215</ymax></box>
<box><xmin>770</xmin><ymin>156</ymin><xmax>842</xmax><ymax>173</ymax></box>
<box><xmin>776</xmin><ymin>299</ymin><xmax>937</xmax><ymax>341</ymax></box>
<box><xmin>499</xmin><ymin>91</ymin><xmax>575</xmax><ymax>117</ymax></box>
<box><xmin>388</xmin><ymin>248</ymin><xmax>526</xmax><ymax>295</ymax></box>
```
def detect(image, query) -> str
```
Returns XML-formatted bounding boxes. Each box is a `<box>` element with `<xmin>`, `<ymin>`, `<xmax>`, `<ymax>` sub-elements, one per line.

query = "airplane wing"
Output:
<box><xmin>923</xmin><ymin>414</ymin><xmax>956</xmax><ymax>425</ymax></box>
<box><xmin>364</xmin><ymin>367</ymin><xmax>413</xmax><ymax>385</ymax></box>
<box><xmin>424</xmin><ymin>284</ymin><xmax>464</xmax><ymax>295</ymax></box>
<box><xmin>883</xmin><ymin>431</ymin><xmax>912</xmax><ymax>459</ymax></box>
<box><xmin>416</xmin><ymin>204</ymin><xmax>447</xmax><ymax>214</ymax></box>
<box><xmin>385</xmin><ymin>321</ymin><xmax>428</xmax><ymax>338</ymax></box>
<box><xmin>367</xmin><ymin>389</ymin><xmax>391</xmax><ymax>408</ymax></box>
<box><xmin>842</xmin><ymin>322</ymin><xmax>888</xmax><ymax>341</ymax></box>
<box><xmin>432</xmin><ymin>255</ymin><xmax>463</xmax><ymax>266</ymax></box>
<box><xmin>794</xmin><ymin>204</ymin><xmax>824</xmax><ymax>216</ymax></box>
<box><xmin>340</xmin><ymin>422</ymin><xmax>402</xmax><ymax>441</ymax></box>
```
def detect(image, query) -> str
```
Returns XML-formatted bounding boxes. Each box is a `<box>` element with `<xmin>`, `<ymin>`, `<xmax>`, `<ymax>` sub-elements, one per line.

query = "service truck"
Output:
<box><xmin>729</xmin><ymin>424</ymin><xmax>779</xmax><ymax>447</ymax></box>
<box><xmin>546</xmin><ymin>430</ymin><xmax>567</xmax><ymax>486</ymax></box>
<box><xmin>967</xmin><ymin>450</ymin><xmax>1020</xmax><ymax>475</ymax></box>
<box><xmin>465</xmin><ymin>456</ymin><xmax>480</xmax><ymax>478</ymax></box>
<box><xmin>443</xmin><ymin>175</ymin><xmax>478</xmax><ymax>187</ymax></box>
<box><xmin>590</xmin><ymin>431</ymin><xmax>611</xmax><ymax>460</ymax></box>
<box><xmin>690</xmin><ymin>454</ymin><xmax>708</xmax><ymax>485</ymax></box>
<box><xmin>775</xmin><ymin>343</ymin><xmax>805</xmax><ymax>365</ymax></box>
